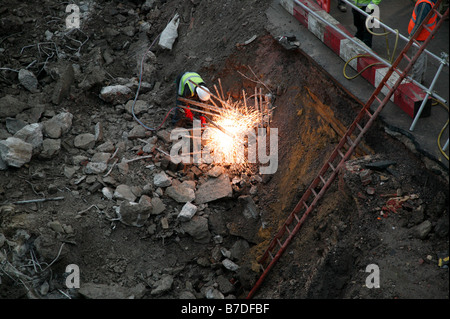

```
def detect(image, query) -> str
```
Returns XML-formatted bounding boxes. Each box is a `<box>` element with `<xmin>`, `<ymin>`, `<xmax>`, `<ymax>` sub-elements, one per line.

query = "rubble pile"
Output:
<box><xmin>0</xmin><ymin>90</ymin><xmax>266</xmax><ymax>298</ymax></box>
<box><xmin>0</xmin><ymin>0</ymin><xmax>270</xmax><ymax>299</ymax></box>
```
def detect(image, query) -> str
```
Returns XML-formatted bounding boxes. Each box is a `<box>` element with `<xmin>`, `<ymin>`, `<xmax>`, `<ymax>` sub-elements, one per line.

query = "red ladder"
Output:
<box><xmin>247</xmin><ymin>0</ymin><xmax>449</xmax><ymax>299</ymax></box>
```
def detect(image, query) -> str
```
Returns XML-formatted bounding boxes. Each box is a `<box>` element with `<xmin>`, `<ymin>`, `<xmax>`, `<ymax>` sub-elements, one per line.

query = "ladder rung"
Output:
<box><xmin>311</xmin><ymin>188</ymin><xmax>318</xmax><ymax>197</ymax></box>
<box><xmin>319</xmin><ymin>175</ymin><xmax>327</xmax><ymax>185</ymax></box>
<box><xmin>276</xmin><ymin>238</ymin><xmax>283</xmax><ymax>248</ymax></box>
<box><xmin>402</xmin><ymin>52</ymin><xmax>412</xmax><ymax>62</ymax></box>
<box><xmin>268</xmin><ymin>251</ymin><xmax>274</xmax><ymax>260</ymax></box>
<box><xmin>303</xmin><ymin>201</ymin><xmax>309</xmax><ymax>210</ymax></box>
<box><xmin>285</xmin><ymin>225</ymin><xmax>291</xmax><ymax>235</ymax></box>
<box><xmin>365</xmin><ymin>109</ymin><xmax>374</xmax><ymax>118</ymax></box>
<box><xmin>422</xmin><ymin>25</ymin><xmax>432</xmax><ymax>33</ymax></box>
<box><xmin>433</xmin><ymin>8</ymin><xmax>443</xmax><ymax>19</ymax></box>
<box><xmin>374</xmin><ymin>95</ymin><xmax>382</xmax><ymax>103</ymax></box>
<box><xmin>347</xmin><ymin>135</ymin><xmax>356</xmax><ymax>147</ymax></box>
<box><xmin>328</xmin><ymin>162</ymin><xmax>336</xmax><ymax>171</ymax></box>
<box><xmin>383</xmin><ymin>81</ymin><xmax>393</xmax><ymax>91</ymax></box>
<box><xmin>356</xmin><ymin>123</ymin><xmax>364</xmax><ymax>133</ymax></box>
<box><xmin>294</xmin><ymin>213</ymin><xmax>300</xmax><ymax>223</ymax></box>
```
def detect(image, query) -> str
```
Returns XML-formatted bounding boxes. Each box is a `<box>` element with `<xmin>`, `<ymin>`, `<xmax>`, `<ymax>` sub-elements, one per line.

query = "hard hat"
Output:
<box><xmin>196</xmin><ymin>86</ymin><xmax>211</xmax><ymax>101</ymax></box>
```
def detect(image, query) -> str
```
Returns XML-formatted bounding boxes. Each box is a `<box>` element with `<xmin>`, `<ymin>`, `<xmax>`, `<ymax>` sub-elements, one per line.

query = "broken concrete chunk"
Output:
<box><xmin>39</xmin><ymin>138</ymin><xmax>61</xmax><ymax>159</ymax></box>
<box><xmin>85</xmin><ymin>162</ymin><xmax>107</xmax><ymax>175</ymax></box>
<box><xmin>6</xmin><ymin>117</ymin><xmax>27</xmax><ymax>135</ymax></box>
<box><xmin>127</xmin><ymin>125</ymin><xmax>147</xmax><ymax>139</ymax></box>
<box><xmin>0</xmin><ymin>95</ymin><xmax>30</xmax><ymax>118</ymax></box>
<box><xmin>102</xmin><ymin>187</ymin><xmax>114</xmax><ymax>200</ymax></box>
<box><xmin>153</xmin><ymin>171</ymin><xmax>172</xmax><ymax>188</ymax></box>
<box><xmin>166</xmin><ymin>184</ymin><xmax>195</xmax><ymax>203</ymax></box>
<box><xmin>222</xmin><ymin>258</ymin><xmax>240</xmax><ymax>272</ymax></box>
<box><xmin>238</xmin><ymin>195</ymin><xmax>259</xmax><ymax>219</ymax></box>
<box><xmin>0</xmin><ymin>137</ymin><xmax>33</xmax><ymax>168</ymax></box>
<box><xmin>181</xmin><ymin>215</ymin><xmax>210</xmax><ymax>243</ymax></box>
<box><xmin>74</xmin><ymin>133</ymin><xmax>96</xmax><ymax>150</ymax></box>
<box><xmin>150</xmin><ymin>275</ymin><xmax>174</xmax><ymax>296</ymax></box>
<box><xmin>114</xmin><ymin>184</ymin><xmax>137</xmax><ymax>202</ymax></box>
<box><xmin>43</xmin><ymin>112</ymin><xmax>73</xmax><ymax>138</ymax></box>
<box><xmin>151</xmin><ymin>197</ymin><xmax>166</xmax><ymax>215</ymax></box>
<box><xmin>177</xmin><ymin>202</ymin><xmax>197</xmax><ymax>222</ymax></box>
<box><xmin>96</xmin><ymin>140</ymin><xmax>115</xmax><ymax>152</ymax></box>
<box><xmin>99</xmin><ymin>85</ymin><xmax>133</xmax><ymax>105</ymax></box>
<box><xmin>195</xmin><ymin>174</ymin><xmax>232</xmax><ymax>204</ymax></box>
<box><xmin>207</xmin><ymin>166</ymin><xmax>224</xmax><ymax>177</ymax></box>
<box><xmin>205</xmin><ymin>287</ymin><xmax>224</xmax><ymax>299</ymax></box>
<box><xmin>90</xmin><ymin>152</ymin><xmax>110</xmax><ymax>164</ymax></box>
<box><xmin>14</xmin><ymin>123</ymin><xmax>43</xmax><ymax>155</ymax></box>
<box><xmin>18</xmin><ymin>69</ymin><xmax>39</xmax><ymax>92</ymax></box>
<box><xmin>118</xmin><ymin>201</ymin><xmax>151</xmax><ymax>227</ymax></box>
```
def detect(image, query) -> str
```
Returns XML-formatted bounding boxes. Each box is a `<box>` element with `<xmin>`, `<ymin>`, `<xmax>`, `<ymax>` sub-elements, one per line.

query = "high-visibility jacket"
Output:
<box><xmin>408</xmin><ymin>0</ymin><xmax>437</xmax><ymax>41</ymax></box>
<box><xmin>178</xmin><ymin>72</ymin><xmax>205</xmax><ymax>97</ymax></box>
<box><xmin>353</xmin><ymin>0</ymin><xmax>381</xmax><ymax>8</ymax></box>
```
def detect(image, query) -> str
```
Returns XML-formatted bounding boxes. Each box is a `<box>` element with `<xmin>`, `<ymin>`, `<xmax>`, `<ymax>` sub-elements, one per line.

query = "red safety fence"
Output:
<box><xmin>316</xmin><ymin>0</ymin><xmax>330</xmax><ymax>12</ymax></box>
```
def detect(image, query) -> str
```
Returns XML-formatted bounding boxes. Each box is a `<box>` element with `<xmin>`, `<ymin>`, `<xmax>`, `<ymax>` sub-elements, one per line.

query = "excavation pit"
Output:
<box><xmin>205</xmin><ymin>34</ymin><xmax>449</xmax><ymax>299</ymax></box>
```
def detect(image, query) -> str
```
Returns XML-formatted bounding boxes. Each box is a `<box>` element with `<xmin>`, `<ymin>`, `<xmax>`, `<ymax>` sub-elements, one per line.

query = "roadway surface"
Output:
<box><xmin>266</xmin><ymin>0</ymin><xmax>449</xmax><ymax>171</ymax></box>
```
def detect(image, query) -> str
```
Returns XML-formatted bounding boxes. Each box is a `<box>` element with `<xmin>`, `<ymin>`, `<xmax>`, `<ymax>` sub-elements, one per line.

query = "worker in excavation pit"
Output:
<box><xmin>351</xmin><ymin>0</ymin><xmax>382</xmax><ymax>48</ymax></box>
<box><xmin>173</xmin><ymin>72</ymin><xmax>211</xmax><ymax>127</ymax></box>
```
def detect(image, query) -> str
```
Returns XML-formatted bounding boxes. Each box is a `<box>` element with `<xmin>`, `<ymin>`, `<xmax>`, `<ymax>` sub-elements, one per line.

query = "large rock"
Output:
<box><xmin>85</xmin><ymin>162</ymin><xmax>107</xmax><ymax>174</ymax></box>
<box><xmin>153</xmin><ymin>171</ymin><xmax>172</xmax><ymax>188</ymax></box>
<box><xmin>238</xmin><ymin>195</ymin><xmax>259</xmax><ymax>219</ymax></box>
<box><xmin>99</xmin><ymin>85</ymin><xmax>133</xmax><ymax>105</ymax></box>
<box><xmin>151</xmin><ymin>197</ymin><xmax>166</xmax><ymax>215</ymax></box>
<box><xmin>0</xmin><ymin>137</ymin><xmax>33</xmax><ymax>167</ymax></box>
<box><xmin>118</xmin><ymin>201</ymin><xmax>151</xmax><ymax>227</ymax></box>
<box><xmin>74</xmin><ymin>133</ymin><xmax>96</xmax><ymax>150</ymax></box>
<box><xmin>39</xmin><ymin>138</ymin><xmax>61</xmax><ymax>159</ymax></box>
<box><xmin>166</xmin><ymin>183</ymin><xmax>195</xmax><ymax>203</ymax></box>
<box><xmin>42</xmin><ymin>112</ymin><xmax>73</xmax><ymax>138</ymax></box>
<box><xmin>195</xmin><ymin>174</ymin><xmax>232</xmax><ymax>204</ymax></box>
<box><xmin>18</xmin><ymin>69</ymin><xmax>39</xmax><ymax>92</ymax></box>
<box><xmin>0</xmin><ymin>95</ymin><xmax>30</xmax><ymax>118</ymax></box>
<box><xmin>6</xmin><ymin>118</ymin><xmax>27</xmax><ymax>135</ymax></box>
<box><xmin>181</xmin><ymin>215</ymin><xmax>211</xmax><ymax>243</ymax></box>
<box><xmin>177</xmin><ymin>202</ymin><xmax>197</xmax><ymax>222</ymax></box>
<box><xmin>222</xmin><ymin>258</ymin><xmax>240</xmax><ymax>272</ymax></box>
<box><xmin>14</xmin><ymin>123</ymin><xmax>43</xmax><ymax>155</ymax></box>
<box><xmin>114</xmin><ymin>184</ymin><xmax>137</xmax><ymax>202</ymax></box>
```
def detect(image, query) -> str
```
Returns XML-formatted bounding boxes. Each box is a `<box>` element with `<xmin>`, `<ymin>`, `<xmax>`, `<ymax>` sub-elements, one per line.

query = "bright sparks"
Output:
<box><xmin>204</xmin><ymin>97</ymin><xmax>266</xmax><ymax>166</ymax></box>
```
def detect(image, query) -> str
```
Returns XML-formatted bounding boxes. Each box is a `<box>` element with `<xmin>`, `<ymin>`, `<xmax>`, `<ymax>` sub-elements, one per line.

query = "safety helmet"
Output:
<box><xmin>196</xmin><ymin>86</ymin><xmax>211</xmax><ymax>101</ymax></box>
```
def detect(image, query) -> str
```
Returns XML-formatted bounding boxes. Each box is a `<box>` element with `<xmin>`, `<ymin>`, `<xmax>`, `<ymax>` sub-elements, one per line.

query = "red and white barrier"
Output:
<box><xmin>280</xmin><ymin>0</ymin><xmax>430</xmax><ymax>118</ymax></box>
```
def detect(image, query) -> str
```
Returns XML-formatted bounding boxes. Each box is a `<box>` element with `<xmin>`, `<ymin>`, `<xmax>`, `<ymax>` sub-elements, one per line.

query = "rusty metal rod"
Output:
<box><xmin>177</xmin><ymin>97</ymin><xmax>223</xmax><ymax>114</ymax></box>
<box><xmin>175</xmin><ymin>104</ymin><xmax>219</xmax><ymax>118</ymax></box>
